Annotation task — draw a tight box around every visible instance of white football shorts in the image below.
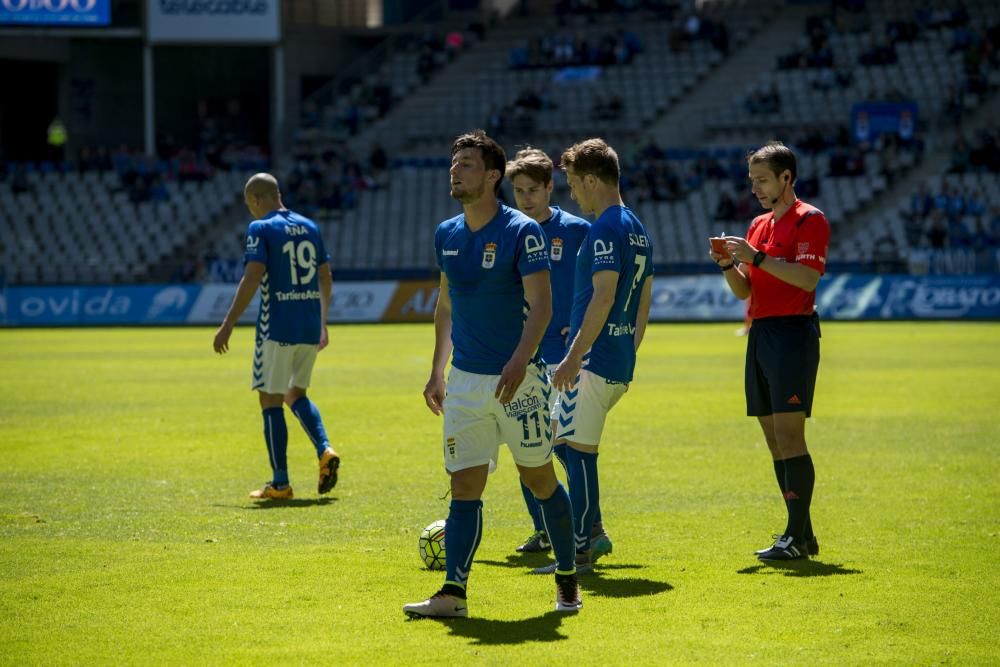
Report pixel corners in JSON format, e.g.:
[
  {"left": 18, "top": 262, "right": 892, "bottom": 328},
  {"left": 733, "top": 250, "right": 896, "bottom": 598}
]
[
  {"left": 546, "top": 364, "right": 561, "bottom": 422},
  {"left": 251, "top": 339, "right": 318, "bottom": 394},
  {"left": 443, "top": 365, "right": 553, "bottom": 473},
  {"left": 554, "top": 368, "right": 629, "bottom": 447}
]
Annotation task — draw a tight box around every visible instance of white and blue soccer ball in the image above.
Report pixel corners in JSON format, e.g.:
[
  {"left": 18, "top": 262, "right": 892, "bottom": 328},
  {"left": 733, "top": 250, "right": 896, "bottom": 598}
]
[{"left": 419, "top": 520, "right": 446, "bottom": 570}]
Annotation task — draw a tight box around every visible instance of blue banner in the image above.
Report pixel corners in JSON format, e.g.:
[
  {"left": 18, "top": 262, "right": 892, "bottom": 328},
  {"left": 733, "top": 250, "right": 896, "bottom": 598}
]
[
  {"left": 850, "top": 101, "right": 918, "bottom": 143},
  {"left": 0, "top": 0, "right": 111, "bottom": 25},
  {"left": 0, "top": 285, "right": 199, "bottom": 326},
  {"left": 1, "top": 275, "right": 998, "bottom": 326},
  {"left": 818, "top": 274, "right": 1000, "bottom": 320}
]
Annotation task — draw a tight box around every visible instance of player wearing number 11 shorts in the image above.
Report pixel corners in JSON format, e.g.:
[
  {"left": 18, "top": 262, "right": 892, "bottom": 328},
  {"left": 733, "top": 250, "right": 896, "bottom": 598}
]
[{"left": 213, "top": 173, "right": 341, "bottom": 501}]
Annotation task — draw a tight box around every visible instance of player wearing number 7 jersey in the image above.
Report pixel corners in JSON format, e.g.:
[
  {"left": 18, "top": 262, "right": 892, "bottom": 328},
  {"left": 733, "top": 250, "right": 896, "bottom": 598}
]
[
  {"left": 213, "top": 173, "right": 341, "bottom": 501},
  {"left": 535, "top": 138, "right": 653, "bottom": 575}
]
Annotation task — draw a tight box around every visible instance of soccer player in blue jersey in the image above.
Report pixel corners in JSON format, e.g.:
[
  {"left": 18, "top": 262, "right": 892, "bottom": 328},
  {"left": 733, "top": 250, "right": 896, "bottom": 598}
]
[
  {"left": 505, "top": 148, "right": 615, "bottom": 559},
  {"left": 213, "top": 173, "right": 341, "bottom": 500},
  {"left": 534, "top": 138, "right": 653, "bottom": 575},
  {"left": 403, "top": 130, "right": 582, "bottom": 619}
]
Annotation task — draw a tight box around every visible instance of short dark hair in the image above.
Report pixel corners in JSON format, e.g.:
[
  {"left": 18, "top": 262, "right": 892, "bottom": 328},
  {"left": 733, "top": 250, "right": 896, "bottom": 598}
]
[
  {"left": 506, "top": 147, "right": 553, "bottom": 185},
  {"left": 451, "top": 129, "right": 506, "bottom": 195},
  {"left": 560, "top": 138, "right": 620, "bottom": 185},
  {"left": 747, "top": 141, "right": 797, "bottom": 183}
]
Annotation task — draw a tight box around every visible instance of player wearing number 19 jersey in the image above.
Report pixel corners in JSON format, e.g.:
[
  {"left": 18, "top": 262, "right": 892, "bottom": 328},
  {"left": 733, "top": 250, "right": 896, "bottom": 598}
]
[
  {"left": 537, "top": 138, "right": 653, "bottom": 575},
  {"left": 213, "top": 173, "right": 341, "bottom": 501}
]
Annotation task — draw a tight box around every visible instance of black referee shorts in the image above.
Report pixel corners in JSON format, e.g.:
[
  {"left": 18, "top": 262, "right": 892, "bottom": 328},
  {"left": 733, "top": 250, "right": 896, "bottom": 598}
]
[{"left": 745, "top": 313, "right": 821, "bottom": 418}]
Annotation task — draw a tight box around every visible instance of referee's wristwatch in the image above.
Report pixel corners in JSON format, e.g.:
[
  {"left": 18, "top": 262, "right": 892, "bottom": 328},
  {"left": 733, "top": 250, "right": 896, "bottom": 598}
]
[{"left": 752, "top": 249, "right": 767, "bottom": 267}]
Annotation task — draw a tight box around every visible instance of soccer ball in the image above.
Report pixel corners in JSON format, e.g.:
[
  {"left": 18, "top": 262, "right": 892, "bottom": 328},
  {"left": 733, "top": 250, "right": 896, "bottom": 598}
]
[{"left": 419, "top": 519, "right": 446, "bottom": 570}]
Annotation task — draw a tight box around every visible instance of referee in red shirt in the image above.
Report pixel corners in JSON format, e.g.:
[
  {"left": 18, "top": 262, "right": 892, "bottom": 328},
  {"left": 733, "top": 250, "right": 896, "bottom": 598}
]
[{"left": 710, "top": 141, "right": 830, "bottom": 561}]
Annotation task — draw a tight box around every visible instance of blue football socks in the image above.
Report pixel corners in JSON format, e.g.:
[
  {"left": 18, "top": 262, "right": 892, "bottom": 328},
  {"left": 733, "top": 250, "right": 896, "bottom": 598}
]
[
  {"left": 262, "top": 407, "right": 289, "bottom": 487},
  {"left": 444, "top": 499, "right": 483, "bottom": 591},
  {"left": 520, "top": 480, "right": 545, "bottom": 532},
  {"left": 290, "top": 397, "right": 330, "bottom": 457},
  {"left": 537, "top": 482, "right": 576, "bottom": 573},
  {"left": 566, "top": 448, "right": 600, "bottom": 553},
  {"left": 522, "top": 443, "right": 572, "bottom": 534}
]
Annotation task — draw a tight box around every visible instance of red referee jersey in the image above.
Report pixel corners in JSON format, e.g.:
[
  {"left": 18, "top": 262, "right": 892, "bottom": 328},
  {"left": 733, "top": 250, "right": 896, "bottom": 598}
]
[{"left": 746, "top": 199, "right": 830, "bottom": 320}]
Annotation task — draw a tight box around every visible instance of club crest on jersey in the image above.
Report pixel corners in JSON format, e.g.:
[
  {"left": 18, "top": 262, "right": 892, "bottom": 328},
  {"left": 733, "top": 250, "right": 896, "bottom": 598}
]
[
  {"left": 797, "top": 242, "right": 810, "bottom": 254},
  {"left": 482, "top": 242, "right": 497, "bottom": 269},
  {"left": 551, "top": 238, "right": 563, "bottom": 261}
]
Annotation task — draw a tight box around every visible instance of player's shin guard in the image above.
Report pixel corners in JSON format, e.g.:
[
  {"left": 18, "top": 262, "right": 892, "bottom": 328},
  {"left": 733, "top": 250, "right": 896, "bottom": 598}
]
[
  {"left": 262, "top": 407, "right": 289, "bottom": 486},
  {"left": 444, "top": 499, "right": 483, "bottom": 591},
  {"left": 520, "top": 480, "right": 545, "bottom": 532},
  {"left": 537, "top": 482, "right": 576, "bottom": 572},
  {"left": 782, "top": 454, "right": 815, "bottom": 541},
  {"left": 566, "top": 448, "right": 600, "bottom": 553},
  {"left": 290, "top": 397, "right": 330, "bottom": 457}
]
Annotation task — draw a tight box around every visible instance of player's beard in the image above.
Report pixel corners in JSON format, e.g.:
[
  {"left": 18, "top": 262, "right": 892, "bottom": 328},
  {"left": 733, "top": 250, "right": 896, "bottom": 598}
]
[{"left": 451, "top": 179, "right": 486, "bottom": 204}]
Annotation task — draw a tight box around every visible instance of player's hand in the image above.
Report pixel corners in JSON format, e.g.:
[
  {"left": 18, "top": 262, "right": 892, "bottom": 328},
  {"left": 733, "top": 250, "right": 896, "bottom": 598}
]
[
  {"left": 423, "top": 372, "right": 446, "bottom": 416},
  {"left": 213, "top": 323, "right": 233, "bottom": 354},
  {"left": 709, "top": 246, "right": 734, "bottom": 267},
  {"left": 495, "top": 356, "right": 528, "bottom": 404},
  {"left": 724, "top": 236, "right": 756, "bottom": 264},
  {"left": 551, "top": 355, "right": 582, "bottom": 393},
  {"left": 318, "top": 324, "right": 329, "bottom": 351}
]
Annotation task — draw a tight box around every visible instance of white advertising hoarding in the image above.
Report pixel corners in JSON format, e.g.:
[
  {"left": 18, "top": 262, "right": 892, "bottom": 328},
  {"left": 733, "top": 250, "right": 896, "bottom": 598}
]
[{"left": 147, "top": 0, "right": 280, "bottom": 43}]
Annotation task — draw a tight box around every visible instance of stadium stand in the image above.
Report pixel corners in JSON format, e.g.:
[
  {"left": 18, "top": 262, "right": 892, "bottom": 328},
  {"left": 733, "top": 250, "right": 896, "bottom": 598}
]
[
  {"left": 0, "top": 161, "right": 257, "bottom": 284},
  {"left": 2, "top": 0, "right": 998, "bottom": 284}
]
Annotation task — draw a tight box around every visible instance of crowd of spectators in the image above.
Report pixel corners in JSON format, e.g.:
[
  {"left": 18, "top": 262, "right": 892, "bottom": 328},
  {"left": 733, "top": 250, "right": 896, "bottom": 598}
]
[
  {"left": 775, "top": 2, "right": 998, "bottom": 118},
  {"left": 509, "top": 26, "right": 642, "bottom": 69},
  {"left": 2, "top": 109, "right": 268, "bottom": 207},
  {"left": 300, "top": 77, "right": 396, "bottom": 140},
  {"left": 278, "top": 142, "right": 388, "bottom": 220},
  {"left": 897, "top": 126, "right": 1000, "bottom": 261},
  {"left": 743, "top": 83, "right": 782, "bottom": 116},
  {"left": 591, "top": 93, "right": 625, "bottom": 122},
  {"left": 947, "top": 125, "right": 1000, "bottom": 175},
  {"left": 903, "top": 181, "right": 999, "bottom": 258}
]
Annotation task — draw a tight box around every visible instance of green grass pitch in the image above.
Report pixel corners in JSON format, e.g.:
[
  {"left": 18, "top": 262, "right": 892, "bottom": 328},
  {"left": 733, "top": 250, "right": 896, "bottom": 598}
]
[{"left": 1, "top": 322, "right": 997, "bottom": 664}]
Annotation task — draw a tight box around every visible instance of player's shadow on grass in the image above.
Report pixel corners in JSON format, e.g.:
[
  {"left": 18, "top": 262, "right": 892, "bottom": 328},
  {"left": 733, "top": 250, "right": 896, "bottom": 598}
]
[
  {"left": 477, "top": 557, "right": 671, "bottom": 599},
  {"left": 240, "top": 498, "right": 338, "bottom": 509},
  {"left": 578, "top": 572, "right": 673, "bottom": 598},
  {"left": 477, "top": 554, "right": 646, "bottom": 572},
  {"left": 737, "top": 560, "right": 862, "bottom": 577},
  {"left": 415, "top": 610, "right": 570, "bottom": 645}
]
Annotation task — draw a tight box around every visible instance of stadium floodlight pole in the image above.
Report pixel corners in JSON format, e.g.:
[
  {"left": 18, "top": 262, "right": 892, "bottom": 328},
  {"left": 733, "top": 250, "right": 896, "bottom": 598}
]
[
  {"left": 271, "top": 43, "right": 285, "bottom": 159},
  {"left": 142, "top": 38, "right": 155, "bottom": 157}
]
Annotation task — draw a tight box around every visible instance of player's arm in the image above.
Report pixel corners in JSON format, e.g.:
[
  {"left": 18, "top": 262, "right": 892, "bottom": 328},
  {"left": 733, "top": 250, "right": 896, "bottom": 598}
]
[
  {"left": 317, "top": 262, "right": 332, "bottom": 351},
  {"left": 634, "top": 277, "right": 653, "bottom": 352},
  {"left": 496, "top": 270, "right": 552, "bottom": 404},
  {"left": 423, "top": 272, "right": 453, "bottom": 415},
  {"left": 552, "top": 270, "right": 617, "bottom": 392},
  {"left": 724, "top": 236, "right": 821, "bottom": 292},
  {"left": 213, "top": 261, "right": 265, "bottom": 354}
]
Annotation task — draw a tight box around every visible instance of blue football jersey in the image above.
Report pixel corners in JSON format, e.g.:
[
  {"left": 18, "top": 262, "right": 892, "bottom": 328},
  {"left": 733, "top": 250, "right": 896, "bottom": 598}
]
[
  {"left": 539, "top": 206, "right": 590, "bottom": 365},
  {"left": 435, "top": 204, "right": 550, "bottom": 375},
  {"left": 243, "top": 209, "right": 331, "bottom": 345},
  {"left": 569, "top": 205, "right": 653, "bottom": 383}
]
